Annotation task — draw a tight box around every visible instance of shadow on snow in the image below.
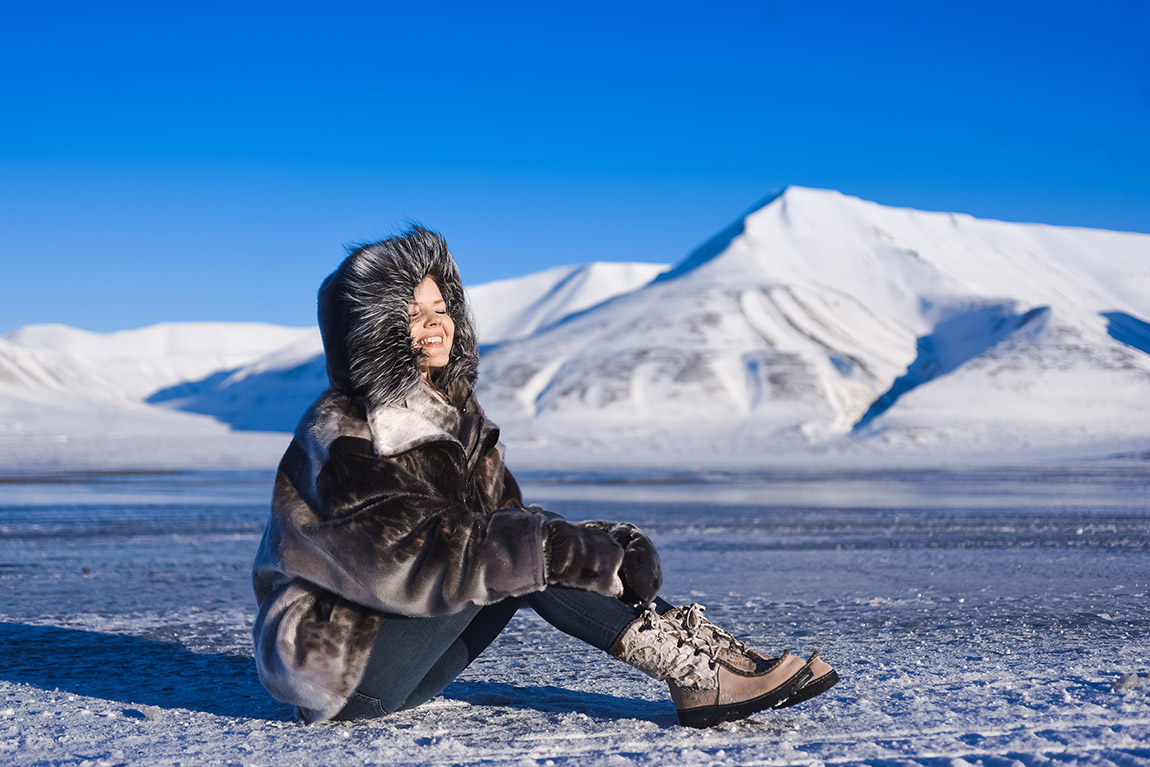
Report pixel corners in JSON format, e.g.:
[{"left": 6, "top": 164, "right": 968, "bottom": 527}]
[
  {"left": 1101, "top": 310, "right": 1150, "bottom": 357},
  {"left": 0, "top": 621, "right": 288, "bottom": 720},
  {"left": 852, "top": 302, "right": 1049, "bottom": 434},
  {"left": 0, "top": 622, "right": 664, "bottom": 725}
]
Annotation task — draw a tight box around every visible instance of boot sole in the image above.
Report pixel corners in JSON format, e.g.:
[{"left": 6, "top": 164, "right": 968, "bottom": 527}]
[
  {"left": 675, "top": 664, "right": 815, "bottom": 728},
  {"left": 776, "top": 669, "right": 839, "bottom": 708}
]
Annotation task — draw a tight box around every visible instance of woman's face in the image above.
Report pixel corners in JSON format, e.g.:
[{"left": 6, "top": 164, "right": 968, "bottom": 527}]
[{"left": 409, "top": 275, "right": 455, "bottom": 382}]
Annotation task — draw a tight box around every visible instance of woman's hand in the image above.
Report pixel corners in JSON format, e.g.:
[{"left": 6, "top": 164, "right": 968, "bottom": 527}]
[
  {"left": 582, "top": 521, "right": 663, "bottom": 605},
  {"left": 543, "top": 520, "right": 625, "bottom": 597},
  {"left": 543, "top": 520, "right": 663, "bottom": 605}
]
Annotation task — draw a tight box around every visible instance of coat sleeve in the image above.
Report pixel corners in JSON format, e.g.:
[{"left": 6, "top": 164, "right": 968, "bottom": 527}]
[
  {"left": 252, "top": 577, "right": 382, "bottom": 722},
  {"left": 273, "top": 435, "right": 549, "bottom": 618}
]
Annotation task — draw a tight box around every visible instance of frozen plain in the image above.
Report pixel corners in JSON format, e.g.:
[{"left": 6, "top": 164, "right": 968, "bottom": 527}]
[{"left": 1, "top": 464, "right": 1148, "bottom": 767}]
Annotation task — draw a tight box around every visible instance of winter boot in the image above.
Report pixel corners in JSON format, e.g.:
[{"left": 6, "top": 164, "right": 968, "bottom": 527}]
[
  {"left": 663, "top": 603, "right": 839, "bottom": 708},
  {"left": 609, "top": 603, "right": 814, "bottom": 728}
]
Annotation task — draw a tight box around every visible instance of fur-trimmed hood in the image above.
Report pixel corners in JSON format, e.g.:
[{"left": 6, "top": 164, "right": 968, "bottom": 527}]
[{"left": 318, "top": 226, "right": 480, "bottom": 414}]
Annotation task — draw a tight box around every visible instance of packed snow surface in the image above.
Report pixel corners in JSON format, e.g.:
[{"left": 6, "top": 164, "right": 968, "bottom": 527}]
[{"left": 2, "top": 466, "right": 1148, "bottom": 766}]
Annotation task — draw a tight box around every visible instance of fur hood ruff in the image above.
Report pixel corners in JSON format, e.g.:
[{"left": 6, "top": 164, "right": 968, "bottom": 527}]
[{"left": 318, "top": 226, "right": 479, "bottom": 440}]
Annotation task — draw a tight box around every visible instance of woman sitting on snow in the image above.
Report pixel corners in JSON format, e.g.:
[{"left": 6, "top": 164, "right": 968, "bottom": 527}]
[{"left": 251, "top": 227, "right": 838, "bottom": 728}]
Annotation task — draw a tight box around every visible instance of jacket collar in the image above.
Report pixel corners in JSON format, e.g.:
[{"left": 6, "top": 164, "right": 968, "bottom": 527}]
[{"left": 367, "top": 379, "right": 462, "bottom": 456}]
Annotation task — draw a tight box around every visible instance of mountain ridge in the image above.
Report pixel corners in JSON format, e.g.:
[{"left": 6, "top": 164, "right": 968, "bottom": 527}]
[
  {"left": 3, "top": 187, "right": 1148, "bottom": 469},
  {"left": 474, "top": 186, "right": 1150, "bottom": 461}
]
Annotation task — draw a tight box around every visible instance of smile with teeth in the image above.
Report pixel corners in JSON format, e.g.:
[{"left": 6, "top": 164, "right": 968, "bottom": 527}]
[{"left": 417, "top": 336, "right": 444, "bottom": 346}]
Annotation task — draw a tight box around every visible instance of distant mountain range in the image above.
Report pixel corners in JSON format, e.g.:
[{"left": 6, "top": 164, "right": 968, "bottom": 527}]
[
  {"left": 0, "top": 260, "right": 667, "bottom": 469},
  {"left": 3, "top": 187, "right": 1148, "bottom": 470}
]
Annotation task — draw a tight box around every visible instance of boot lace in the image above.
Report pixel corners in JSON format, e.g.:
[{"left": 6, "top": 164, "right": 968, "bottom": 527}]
[
  {"left": 615, "top": 603, "right": 720, "bottom": 690},
  {"left": 678, "top": 603, "right": 762, "bottom": 659}
]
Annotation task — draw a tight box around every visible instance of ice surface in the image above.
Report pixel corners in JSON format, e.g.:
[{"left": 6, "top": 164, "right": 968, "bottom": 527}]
[{"left": 2, "top": 466, "right": 1148, "bottom": 765}]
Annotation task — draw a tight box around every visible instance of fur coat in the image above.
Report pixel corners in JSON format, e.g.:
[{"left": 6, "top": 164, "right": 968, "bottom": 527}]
[{"left": 252, "top": 228, "right": 551, "bottom": 722}]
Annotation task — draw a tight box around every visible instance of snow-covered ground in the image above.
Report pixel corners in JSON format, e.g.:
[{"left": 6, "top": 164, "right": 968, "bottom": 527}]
[{"left": 2, "top": 465, "right": 1148, "bottom": 766}]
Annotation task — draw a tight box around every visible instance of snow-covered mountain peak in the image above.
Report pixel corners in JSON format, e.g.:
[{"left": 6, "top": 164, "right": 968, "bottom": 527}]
[
  {"left": 466, "top": 261, "right": 668, "bottom": 345},
  {"left": 655, "top": 186, "right": 790, "bottom": 283},
  {"left": 475, "top": 188, "right": 1150, "bottom": 462},
  {"left": 661, "top": 186, "right": 1150, "bottom": 334}
]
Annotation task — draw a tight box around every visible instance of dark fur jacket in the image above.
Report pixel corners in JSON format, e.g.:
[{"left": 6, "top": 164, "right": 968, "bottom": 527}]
[{"left": 252, "top": 229, "right": 550, "bottom": 722}]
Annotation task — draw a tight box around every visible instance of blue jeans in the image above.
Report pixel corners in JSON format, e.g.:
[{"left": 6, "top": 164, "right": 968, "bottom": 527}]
[{"left": 335, "top": 584, "right": 672, "bottom": 720}]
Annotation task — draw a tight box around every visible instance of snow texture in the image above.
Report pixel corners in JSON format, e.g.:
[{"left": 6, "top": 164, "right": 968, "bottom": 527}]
[{"left": 2, "top": 466, "right": 1148, "bottom": 766}]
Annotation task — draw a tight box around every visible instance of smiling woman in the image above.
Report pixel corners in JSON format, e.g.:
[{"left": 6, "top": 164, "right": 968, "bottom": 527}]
[
  {"left": 250, "top": 226, "right": 837, "bottom": 728},
  {"left": 409, "top": 276, "right": 455, "bottom": 385}
]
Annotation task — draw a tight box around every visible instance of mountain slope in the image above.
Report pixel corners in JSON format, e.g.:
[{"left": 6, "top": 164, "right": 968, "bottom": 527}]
[
  {"left": 2, "top": 323, "right": 315, "bottom": 400},
  {"left": 0, "top": 262, "right": 669, "bottom": 438},
  {"left": 467, "top": 262, "right": 667, "bottom": 345},
  {"left": 476, "top": 187, "right": 1150, "bottom": 462}
]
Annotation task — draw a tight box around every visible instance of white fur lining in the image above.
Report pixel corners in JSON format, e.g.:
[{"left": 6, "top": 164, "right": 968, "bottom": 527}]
[{"left": 368, "top": 380, "right": 462, "bottom": 456}]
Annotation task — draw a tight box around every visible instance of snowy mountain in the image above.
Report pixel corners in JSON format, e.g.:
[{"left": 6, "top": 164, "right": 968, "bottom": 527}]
[
  {"left": 2, "top": 323, "right": 315, "bottom": 401},
  {"left": 467, "top": 262, "right": 668, "bottom": 345},
  {"left": 3, "top": 188, "right": 1148, "bottom": 470},
  {"left": 475, "top": 187, "right": 1150, "bottom": 464},
  {"left": 0, "top": 323, "right": 319, "bottom": 471},
  {"left": 132, "top": 261, "right": 668, "bottom": 431},
  {"left": 0, "top": 262, "right": 667, "bottom": 465}
]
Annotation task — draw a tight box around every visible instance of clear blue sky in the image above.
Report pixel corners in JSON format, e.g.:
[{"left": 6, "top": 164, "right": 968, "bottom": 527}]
[{"left": 2, "top": 1, "right": 1147, "bottom": 333}]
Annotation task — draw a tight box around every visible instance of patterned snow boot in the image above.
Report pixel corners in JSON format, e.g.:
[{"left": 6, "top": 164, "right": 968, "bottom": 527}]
[
  {"left": 609, "top": 603, "right": 817, "bottom": 728},
  {"left": 662, "top": 602, "right": 839, "bottom": 709}
]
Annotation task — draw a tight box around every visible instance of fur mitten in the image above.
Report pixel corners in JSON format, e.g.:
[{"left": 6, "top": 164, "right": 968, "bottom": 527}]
[
  {"left": 581, "top": 522, "right": 662, "bottom": 605},
  {"left": 543, "top": 520, "right": 625, "bottom": 597}
]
